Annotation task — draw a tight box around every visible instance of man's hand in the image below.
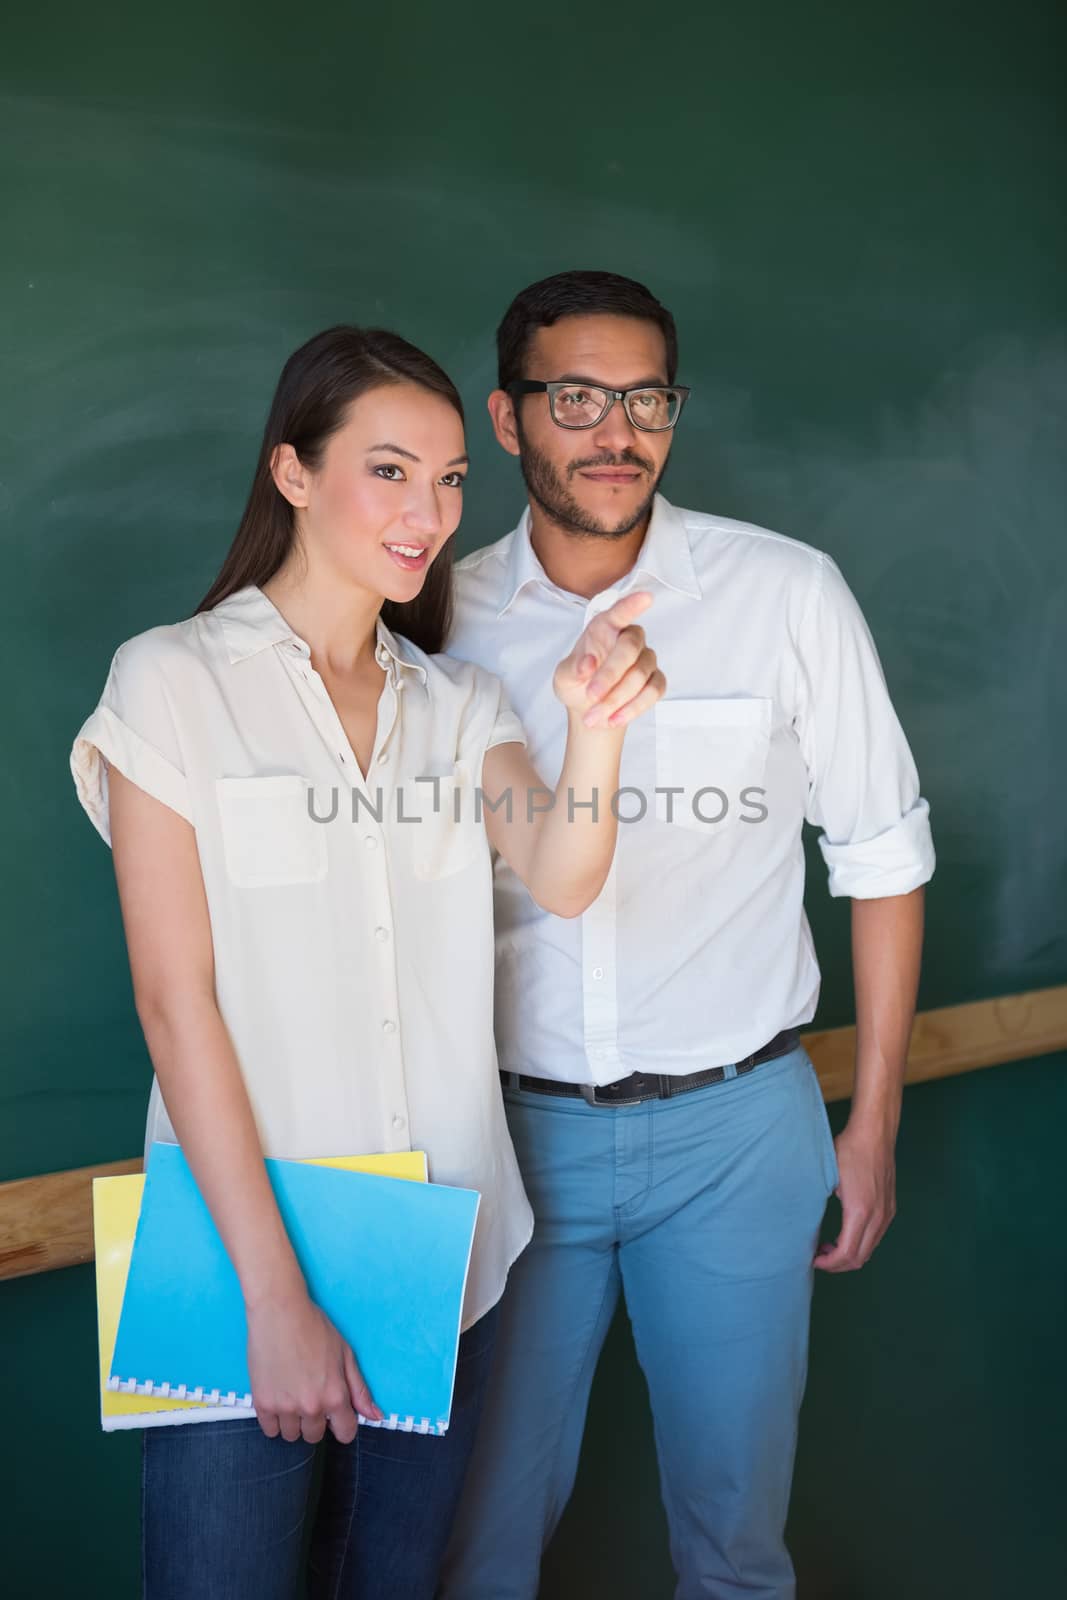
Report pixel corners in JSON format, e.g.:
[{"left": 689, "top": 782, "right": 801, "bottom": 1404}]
[
  {"left": 814, "top": 1120, "right": 897, "bottom": 1273},
  {"left": 553, "top": 590, "right": 664, "bottom": 728}
]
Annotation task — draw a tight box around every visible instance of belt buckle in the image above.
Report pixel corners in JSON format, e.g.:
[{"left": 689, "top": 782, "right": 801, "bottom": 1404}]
[{"left": 580, "top": 1080, "right": 643, "bottom": 1108}]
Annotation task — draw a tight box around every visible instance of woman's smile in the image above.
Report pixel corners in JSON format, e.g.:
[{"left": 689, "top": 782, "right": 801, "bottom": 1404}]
[{"left": 383, "top": 540, "right": 431, "bottom": 571}]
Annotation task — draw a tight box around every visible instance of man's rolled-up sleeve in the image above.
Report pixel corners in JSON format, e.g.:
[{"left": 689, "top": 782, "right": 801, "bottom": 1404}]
[{"left": 794, "top": 553, "right": 935, "bottom": 899}]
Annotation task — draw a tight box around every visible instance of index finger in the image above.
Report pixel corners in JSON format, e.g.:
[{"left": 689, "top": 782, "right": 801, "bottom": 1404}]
[
  {"left": 600, "top": 590, "right": 654, "bottom": 629},
  {"left": 813, "top": 1206, "right": 866, "bottom": 1273},
  {"left": 256, "top": 1406, "right": 281, "bottom": 1439}
]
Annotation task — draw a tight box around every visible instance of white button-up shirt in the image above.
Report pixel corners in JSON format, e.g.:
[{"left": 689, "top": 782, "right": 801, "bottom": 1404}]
[
  {"left": 71, "top": 584, "right": 533, "bottom": 1327},
  {"left": 448, "top": 495, "right": 935, "bottom": 1086}
]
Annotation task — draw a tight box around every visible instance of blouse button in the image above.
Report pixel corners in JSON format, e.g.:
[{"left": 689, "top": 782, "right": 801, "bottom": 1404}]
[
  {"left": 375, "top": 926, "right": 390, "bottom": 943},
  {"left": 392, "top": 1114, "right": 406, "bottom": 1130},
  {"left": 382, "top": 1019, "right": 397, "bottom": 1035},
  {"left": 364, "top": 836, "right": 378, "bottom": 850}
]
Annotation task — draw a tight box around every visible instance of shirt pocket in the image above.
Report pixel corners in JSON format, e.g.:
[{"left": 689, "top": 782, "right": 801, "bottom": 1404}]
[
  {"left": 215, "top": 775, "right": 328, "bottom": 888},
  {"left": 401, "top": 760, "right": 482, "bottom": 881},
  {"left": 653, "top": 698, "right": 772, "bottom": 833}
]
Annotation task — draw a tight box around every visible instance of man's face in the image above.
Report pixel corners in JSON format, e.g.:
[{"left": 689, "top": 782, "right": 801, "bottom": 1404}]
[{"left": 497, "top": 314, "right": 676, "bottom": 539}]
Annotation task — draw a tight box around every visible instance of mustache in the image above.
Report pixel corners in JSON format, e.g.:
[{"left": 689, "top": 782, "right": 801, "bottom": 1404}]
[{"left": 567, "top": 448, "right": 656, "bottom": 478}]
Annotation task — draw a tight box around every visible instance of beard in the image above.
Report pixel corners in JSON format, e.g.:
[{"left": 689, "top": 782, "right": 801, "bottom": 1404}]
[{"left": 515, "top": 419, "right": 665, "bottom": 540}]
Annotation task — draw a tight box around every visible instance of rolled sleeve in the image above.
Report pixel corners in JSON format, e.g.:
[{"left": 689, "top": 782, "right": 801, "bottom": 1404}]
[
  {"left": 818, "top": 796, "right": 935, "bottom": 898},
  {"left": 796, "top": 554, "right": 935, "bottom": 900},
  {"left": 485, "top": 678, "right": 527, "bottom": 753},
  {"left": 70, "top": 632, "right": 193, "bottom": 847},
  {"left": 452, "top": 662, "right": 528, "bottom": 799}
]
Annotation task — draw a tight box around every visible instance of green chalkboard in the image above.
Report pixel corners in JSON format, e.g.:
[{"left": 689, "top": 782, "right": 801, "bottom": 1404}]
[
  {"left": 3, "top": 1, "right": 1063, "bottom": 1182},
  {"left": 1, "top": 2, "right": 1064, "bottom": 1595}
]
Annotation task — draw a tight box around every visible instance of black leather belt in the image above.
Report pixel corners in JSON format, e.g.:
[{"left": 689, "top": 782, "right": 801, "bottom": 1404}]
[{"left": 499, "top": 1029, "right": 800, "bottom": 1108}]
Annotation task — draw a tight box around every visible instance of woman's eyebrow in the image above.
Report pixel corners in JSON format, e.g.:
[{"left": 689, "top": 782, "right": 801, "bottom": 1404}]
[
  {"left": 366, "top": 444, "right": 469, "bottom": 467},
  {"left": 367, "top": 441, "right": 420, "bottom": 461}
]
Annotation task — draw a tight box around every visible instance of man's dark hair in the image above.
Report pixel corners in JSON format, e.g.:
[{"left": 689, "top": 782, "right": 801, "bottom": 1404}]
[{"left": 496, "top": 270, "right": 679, "bottom": 391}]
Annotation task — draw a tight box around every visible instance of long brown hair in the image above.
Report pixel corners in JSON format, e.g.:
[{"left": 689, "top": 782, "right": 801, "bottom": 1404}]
[{"left": 196, "top": 326, "right": 462, "bottom": 653}]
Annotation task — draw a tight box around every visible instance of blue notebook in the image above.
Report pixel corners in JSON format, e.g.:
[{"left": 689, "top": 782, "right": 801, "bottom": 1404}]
[{"left": 109, "top": 1142, "right": 480, "bottom": 1435}]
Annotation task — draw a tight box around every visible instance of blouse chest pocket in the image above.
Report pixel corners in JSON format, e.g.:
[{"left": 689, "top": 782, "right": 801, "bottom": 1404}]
[
  {"left": 215, "top": 775, "right": 328, "bottom": 888},
  {"left": 401, "top": 760, "right": 482, "bottom": 881},
  {"left": 654, "top": 698, "right": 772, "bottom": 833}
]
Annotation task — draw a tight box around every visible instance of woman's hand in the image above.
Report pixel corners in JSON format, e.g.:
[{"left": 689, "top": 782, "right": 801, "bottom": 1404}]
[
  {"left": 552, "top": 590, "right": 664, "bottom": 729},
  {"left": 246, "top": 1285, "right": 384, "bottom": 1444},
  {"left": 482, "top": 589, "right": 666, "bottom": 916}
]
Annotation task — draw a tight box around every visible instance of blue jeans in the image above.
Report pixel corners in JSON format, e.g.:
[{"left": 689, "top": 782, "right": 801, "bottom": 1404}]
[
  {"left": 439, "top": 1046, "right": 839, "bottom": 1600},
  {"left": 142, "top": 1302, "right": 498, "bottom": 1599}
]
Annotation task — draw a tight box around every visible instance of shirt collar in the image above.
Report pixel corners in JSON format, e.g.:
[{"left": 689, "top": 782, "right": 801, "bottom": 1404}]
[
  {"left": 496, "top": 493, "right": 702, "bottom": 619},
  {"left": 373, "top": 615, "right": 428, "bottom": 689},
  {"left": 214, "top": 585, "right": 428, "bottom": 688}
]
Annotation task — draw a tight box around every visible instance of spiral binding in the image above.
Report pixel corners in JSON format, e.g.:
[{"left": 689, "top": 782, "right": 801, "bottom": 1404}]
[
  {"left": 107, "top": 1376, "right": 253, "bottom": 1407},
  {"left": 106, "top": 1376, "right": 449, "bottom": 1434},
  {"left": 359, "top": 1413, "right": 449, "bottom": 1436}
]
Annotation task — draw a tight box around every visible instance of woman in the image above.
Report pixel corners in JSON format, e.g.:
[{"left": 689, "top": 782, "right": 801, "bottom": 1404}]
[{"left": 70, "top": 326, "right": 664, "bottom": 1599}]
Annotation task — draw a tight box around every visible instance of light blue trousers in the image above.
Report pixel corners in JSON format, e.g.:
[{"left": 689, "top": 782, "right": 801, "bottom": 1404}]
[{"left": 439, "top": 1045, "right": 839, "bottom": 1600}]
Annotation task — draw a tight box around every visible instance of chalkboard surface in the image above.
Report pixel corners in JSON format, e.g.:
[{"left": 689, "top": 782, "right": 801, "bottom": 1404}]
[{"left": 2, "top": 2, "right": 1064, "bottom": 1186}]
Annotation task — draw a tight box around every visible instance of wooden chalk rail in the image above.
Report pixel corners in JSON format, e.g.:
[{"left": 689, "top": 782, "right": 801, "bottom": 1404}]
[{"left": 2, "top": 984, "right": 1066, "bottom": 1283}]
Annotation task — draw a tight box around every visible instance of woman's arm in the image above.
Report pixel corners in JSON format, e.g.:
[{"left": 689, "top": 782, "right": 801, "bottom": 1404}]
[
  {"left": 108, "top": 765, "right": 382, "bottom": 1442},
  {"left": 482, "top": 591, "right": 664, "bottom": 916}
]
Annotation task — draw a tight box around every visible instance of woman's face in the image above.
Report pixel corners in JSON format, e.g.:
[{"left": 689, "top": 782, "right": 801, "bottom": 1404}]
[{"left": 282, "top": 383, "right": 468, "bottom": 602}]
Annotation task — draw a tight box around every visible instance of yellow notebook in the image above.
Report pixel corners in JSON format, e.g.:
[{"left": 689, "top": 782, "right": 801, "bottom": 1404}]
[{"left": 93, "top": 1150, "right": 428, "bottom": 1431}]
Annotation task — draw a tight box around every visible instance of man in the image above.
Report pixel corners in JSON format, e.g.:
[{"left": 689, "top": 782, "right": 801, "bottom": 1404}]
[{"left": 439, "top": 271, "right": 934, "bottom": 1599}]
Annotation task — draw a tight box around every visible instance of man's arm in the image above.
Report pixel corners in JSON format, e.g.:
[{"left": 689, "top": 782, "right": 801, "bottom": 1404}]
[
  {"left": 814, "top": 885, "right": 925, "bottom": 1272},
  {"left": 789, "top": 550, "right": 934, "bottom": 1272}
]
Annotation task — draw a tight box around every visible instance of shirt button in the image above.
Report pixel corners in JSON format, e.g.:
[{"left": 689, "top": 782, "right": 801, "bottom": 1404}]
[
  {"left": 375, "top": 926, "right": 390, "bottom": 943},
  {"left": 376, "top": 645, "right": 389, "bottom": 665},
  {"left": 364, "top": 836, "right": 378, "bottom": 850},
  {"left": 592, "top": 966, "right": 604, "bottom": 980},
  {"left": 382, "top": 1019, "right": 397, "bottom": 1035},
  {"left": 392, "top": 1114, "right": 406, "bottom": 1130}
]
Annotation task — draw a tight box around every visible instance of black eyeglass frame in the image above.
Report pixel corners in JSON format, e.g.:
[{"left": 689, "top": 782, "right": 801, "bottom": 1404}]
[{"left": 507, "top": 379, "right": 691, "bottom": 432}]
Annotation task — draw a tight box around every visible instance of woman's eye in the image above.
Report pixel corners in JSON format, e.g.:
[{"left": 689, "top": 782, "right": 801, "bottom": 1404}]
[
  {"left": 374, "top": 464, "right": 405, "bottom": 481},
  {"left": 440, "top": 472, "right": 466, "bottom": 488}
]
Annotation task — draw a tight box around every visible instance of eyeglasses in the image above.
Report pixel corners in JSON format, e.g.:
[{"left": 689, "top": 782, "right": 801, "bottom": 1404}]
[{"left": 507, "top": 380, "right": 691, "bottom": 432}]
